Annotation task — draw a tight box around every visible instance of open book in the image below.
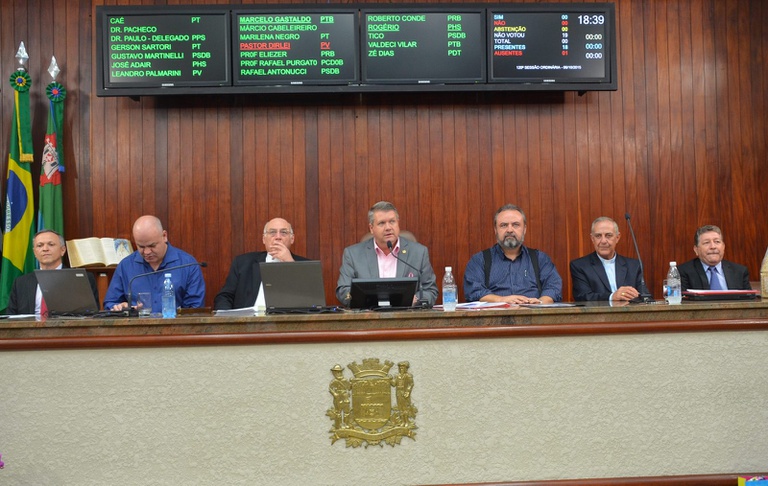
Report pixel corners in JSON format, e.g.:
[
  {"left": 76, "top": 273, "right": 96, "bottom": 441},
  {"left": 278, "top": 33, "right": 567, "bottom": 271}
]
[{"left": 66, "top": 237, "right": 134, "bottom": 267}]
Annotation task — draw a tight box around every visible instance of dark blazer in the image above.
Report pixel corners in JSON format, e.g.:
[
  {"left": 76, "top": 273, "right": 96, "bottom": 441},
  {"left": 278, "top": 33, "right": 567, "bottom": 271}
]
[
  {"left": 7, "top": 271, "right": 99, "bottom": 315},
  {"left": 678, "top": 258, "right": 751, "bottom": 290},
  {"left": 213, "top": 251, "right": 308, "bottom": 310},
  {"left": 569, "top": 252, "right": 650, "bottom": 301}
]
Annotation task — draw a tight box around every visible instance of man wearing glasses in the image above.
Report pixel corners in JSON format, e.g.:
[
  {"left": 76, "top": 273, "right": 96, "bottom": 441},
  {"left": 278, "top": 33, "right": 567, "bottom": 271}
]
[
  {"left": 214, "top": 218, "right": 307, "bottom": 310},
  {"left": 569, "top": 216, "right": 649, "bottom": 302}
]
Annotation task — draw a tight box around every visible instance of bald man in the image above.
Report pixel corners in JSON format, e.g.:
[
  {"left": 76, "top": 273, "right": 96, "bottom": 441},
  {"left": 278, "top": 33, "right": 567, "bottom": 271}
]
[
  {"left": 214, "top": 217, "right": 308, "bottom": 310},
  {"left": 103, "top": 215, "right": 205, "bottom": 311}
]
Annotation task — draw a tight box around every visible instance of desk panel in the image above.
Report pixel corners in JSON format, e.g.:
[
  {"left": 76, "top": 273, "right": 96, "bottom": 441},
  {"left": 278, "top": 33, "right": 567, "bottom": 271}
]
[{"left": 1, "top": 302, "right": 766, "bottom": 484}]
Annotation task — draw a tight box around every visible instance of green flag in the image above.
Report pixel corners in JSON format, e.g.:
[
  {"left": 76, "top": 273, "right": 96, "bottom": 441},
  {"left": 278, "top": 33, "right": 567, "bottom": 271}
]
[
  {"left": 38, "top": 81, "right": 66, "bottom": 236},
  {"left": 0, "top": 70, "right": 35, "bottom": 312}
]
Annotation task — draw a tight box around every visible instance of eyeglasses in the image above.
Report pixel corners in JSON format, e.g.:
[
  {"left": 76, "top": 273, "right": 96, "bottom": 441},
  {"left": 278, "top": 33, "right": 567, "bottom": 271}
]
[{"left": 264, "top": 229, "right": 293, "bottom": 237}]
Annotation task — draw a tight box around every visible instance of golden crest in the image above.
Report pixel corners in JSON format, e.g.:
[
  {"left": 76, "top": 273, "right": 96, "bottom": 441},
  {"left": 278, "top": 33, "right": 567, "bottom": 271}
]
[{"left": 327, "top": 358, "right": 417, "bottom": 447}]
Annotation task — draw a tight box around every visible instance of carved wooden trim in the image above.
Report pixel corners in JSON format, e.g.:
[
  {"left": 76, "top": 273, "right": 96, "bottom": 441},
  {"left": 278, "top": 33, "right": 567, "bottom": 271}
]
[
  {"left": 432, "top": 473, "right": 765, "bottom": 485},
  {"left": 2, "top": 318, "right": 767, "bottom": 351}
]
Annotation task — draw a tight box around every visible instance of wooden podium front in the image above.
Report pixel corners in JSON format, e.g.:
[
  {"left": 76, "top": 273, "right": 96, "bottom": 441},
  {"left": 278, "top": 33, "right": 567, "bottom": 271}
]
[{"left": 1, "top": 302, "right": 767, "bottom": 485}]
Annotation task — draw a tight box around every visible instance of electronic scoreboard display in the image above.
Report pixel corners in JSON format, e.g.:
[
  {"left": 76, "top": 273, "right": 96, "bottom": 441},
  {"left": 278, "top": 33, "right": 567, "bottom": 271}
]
[
  {"left": 488, "top": 4, "right": 616, "bottom": 86},
  {"left": 233, "top": 10, "right": 359, "bottom": 86},
  {"left": 95, "top": 3, "right": 617, "bottom": 96},
  {"left": 360, "top": 9, "right": 485, "bottom": 84},
  {"left": 98, "top": 7, "right": 231, "bottom": 90}
]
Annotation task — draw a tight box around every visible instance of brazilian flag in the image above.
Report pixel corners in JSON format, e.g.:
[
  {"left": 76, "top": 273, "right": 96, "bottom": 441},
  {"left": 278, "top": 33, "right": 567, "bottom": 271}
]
[{"left": 0, "top": 70, "right": 35, "bottom": 313}]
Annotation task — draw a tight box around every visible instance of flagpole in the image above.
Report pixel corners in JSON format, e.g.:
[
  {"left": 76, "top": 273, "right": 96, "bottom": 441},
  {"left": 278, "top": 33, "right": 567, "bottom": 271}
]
[
  {"left": 0, "top": 42, "right": 36, "bottom": 312},
  {"left": 38, "top": 56, "right": 66, "bottom": 237}
]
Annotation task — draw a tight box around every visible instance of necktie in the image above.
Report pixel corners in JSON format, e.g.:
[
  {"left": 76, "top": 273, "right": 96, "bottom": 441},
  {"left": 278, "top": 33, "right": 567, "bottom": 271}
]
[
  {"left": 708, "top": 266, "right": 724, "bottom": 290},
  {"left": 40, "top": 296, "right": 48, "bottom": 318}
]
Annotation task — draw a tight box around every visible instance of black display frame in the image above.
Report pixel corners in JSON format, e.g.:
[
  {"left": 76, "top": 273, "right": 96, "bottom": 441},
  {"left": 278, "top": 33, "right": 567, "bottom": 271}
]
[
  {"left": 232, "top": 7, "right": 360, "bottom": 87},
  {"left": 96, "top": 5, "right": 233, "bottom": 92},
  {"left": 487, "top": 3, "right": 617, "bottom": 89},
  {"left": 95, "top": 3, "right": 617, "bottom": 97},
  {"left": 359, "top": 7, "right": 486, "bottom": 85},
  {"left": 349, "top": 278, "right": 419, "bottom": 309}
]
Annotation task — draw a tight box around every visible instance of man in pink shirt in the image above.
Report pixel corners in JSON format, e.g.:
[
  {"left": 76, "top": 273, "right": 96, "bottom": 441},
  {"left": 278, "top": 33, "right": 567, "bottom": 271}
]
[{"left": 336, "top": 201, "right": 437, "bottom": 307}]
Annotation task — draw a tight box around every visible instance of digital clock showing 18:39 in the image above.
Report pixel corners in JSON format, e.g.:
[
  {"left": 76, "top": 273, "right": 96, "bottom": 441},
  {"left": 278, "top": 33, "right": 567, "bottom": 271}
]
[{"left": 578, "top": 14, "right": 605, "bottom": 25}]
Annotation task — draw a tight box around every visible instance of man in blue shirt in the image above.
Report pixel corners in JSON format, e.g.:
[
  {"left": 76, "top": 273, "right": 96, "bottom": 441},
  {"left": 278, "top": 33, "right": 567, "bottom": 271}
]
[
  {"left": 463, "top": 204, "right": 562, "bottom": 304},
  {"left": 104, "top": 215, "right": 205, "bottom": 311}
]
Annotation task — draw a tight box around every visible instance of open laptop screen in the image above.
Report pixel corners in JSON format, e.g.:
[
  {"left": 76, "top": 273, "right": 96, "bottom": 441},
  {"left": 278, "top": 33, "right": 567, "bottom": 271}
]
[
  {"left": 35, "top": 269, "right": 100, "bottom": 315},
  {"left": 349, "top": 277, "right": 417, "bottom": 309},
  {"left": 259, "top": 260, "right": 327, "bottom": 310}
]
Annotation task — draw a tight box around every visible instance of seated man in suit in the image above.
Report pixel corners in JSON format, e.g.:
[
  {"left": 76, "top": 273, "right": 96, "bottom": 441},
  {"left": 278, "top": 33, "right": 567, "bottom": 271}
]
[
  {"left": 570, "top": 216, "right": 650, "bottom": 302},
  {"left": 336, "top": 201, "right": 438, "bottom": 307},
  {"left": 678, "top": 225, "right": 750, "bottom": 290},
  {"left": 7, "top": 229, "right": 99, "bottom": 315},
  {"left": 214, "top": 218, "right": 308, "bottom": 310},
  {"left": 104, "top": 215, "right": 205, "bottom": 311}
]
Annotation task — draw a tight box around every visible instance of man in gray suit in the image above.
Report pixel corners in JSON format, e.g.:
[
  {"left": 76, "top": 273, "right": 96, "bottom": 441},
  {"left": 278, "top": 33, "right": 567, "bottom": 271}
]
[{"left": 336, "top": 201, "right": 438, "bottom": 307}]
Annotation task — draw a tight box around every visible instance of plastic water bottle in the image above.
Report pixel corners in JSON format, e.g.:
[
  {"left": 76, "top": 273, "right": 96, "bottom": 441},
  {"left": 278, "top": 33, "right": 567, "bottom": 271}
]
[
  {"left": 442, "top": 266, "right": 457, "bottom": 312},
  {"left": 666, "top": 262, "right": 682, "bottom": 305},
  {"left": 162, "top": 273, "right": 177, "bottom": 318}
]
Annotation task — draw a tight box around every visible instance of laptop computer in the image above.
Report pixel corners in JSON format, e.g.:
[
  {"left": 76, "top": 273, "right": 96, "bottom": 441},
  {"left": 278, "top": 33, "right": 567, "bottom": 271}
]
[
  {"left": 35, "top": 268, "right": 100, "bottom": 316},
  {"left": 259, "top": 260, "right": 331, "bottom": 313},
  {"left": 683, "top": 289, "right": 759, "bottom": 301}
]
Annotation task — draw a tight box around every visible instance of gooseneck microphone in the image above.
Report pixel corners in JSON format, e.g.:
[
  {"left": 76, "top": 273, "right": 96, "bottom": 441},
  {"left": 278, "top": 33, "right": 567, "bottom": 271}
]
[
  {"left": 124, "top": 261, "right": 207, "bottom": 316},
  {"left": 387, "top": 240, "right": 430, "bottom": 308},
  {"left": 624, "top": 213, "right": 653, "bottom": 303}
]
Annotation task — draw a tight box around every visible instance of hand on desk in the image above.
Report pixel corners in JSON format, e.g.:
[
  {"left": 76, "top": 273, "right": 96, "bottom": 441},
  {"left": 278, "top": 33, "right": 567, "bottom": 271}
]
[
  {"left": 612, "top": 286, "right": 639, "bottom": 302},
  {"left": 486, "top": 295, "right": 554, "bottom": 305}
]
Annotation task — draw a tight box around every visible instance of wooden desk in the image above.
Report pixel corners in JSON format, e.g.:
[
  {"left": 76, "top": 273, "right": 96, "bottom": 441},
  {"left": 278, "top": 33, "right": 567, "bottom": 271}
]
[
  {"left": 1, "top": 301, "right": 766, "bottom": 485},
  {"left": 2, "top": 299, "right": 768, "bottom": 342}
]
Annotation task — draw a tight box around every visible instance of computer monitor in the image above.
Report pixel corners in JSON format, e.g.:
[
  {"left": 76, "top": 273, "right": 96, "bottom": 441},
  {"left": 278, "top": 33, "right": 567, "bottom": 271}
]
[{"left": 349, "top": 277, "right": 418, "bottom": 310}]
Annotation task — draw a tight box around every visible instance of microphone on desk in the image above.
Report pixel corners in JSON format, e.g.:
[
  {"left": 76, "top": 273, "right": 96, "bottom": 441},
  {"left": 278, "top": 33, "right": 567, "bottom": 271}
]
[
  {"left": 624, "top": 213, "right": 653, "bottom": 303},
  {"left": 387, "top": 240, "right": 430, "bottom": 308},
  {"left": 124, "top": 261, "right": 207, "bottom": 316}
]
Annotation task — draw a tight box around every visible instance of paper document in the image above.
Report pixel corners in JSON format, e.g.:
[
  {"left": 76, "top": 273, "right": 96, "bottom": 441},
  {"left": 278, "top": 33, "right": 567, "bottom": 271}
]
[
  {"left": 433, "top": 302, "right": 511, "bottom": 310},
  {"left": 518, "top": 303, "right": 577, "bottom": 308},
  {"left": 684, "top": 289, "right": 757, "bottom": 295},
  {"left": 213, "top": 307, "right": 257, "bottom": 317}
]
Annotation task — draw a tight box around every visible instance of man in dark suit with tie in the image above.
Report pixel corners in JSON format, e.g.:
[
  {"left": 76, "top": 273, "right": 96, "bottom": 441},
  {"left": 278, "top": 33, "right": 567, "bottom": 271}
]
[
  {"left": 570, "top": 217, "right": 650, "bottom": 302},
  {"left": 214, "top": 218, "right": 308, "bottom": 310},
  {"left": 678, "top": 225, "right": 751, "bottom": 290},
  {"left": 7, "top": 229, "right": 99, "bottom": 315}
]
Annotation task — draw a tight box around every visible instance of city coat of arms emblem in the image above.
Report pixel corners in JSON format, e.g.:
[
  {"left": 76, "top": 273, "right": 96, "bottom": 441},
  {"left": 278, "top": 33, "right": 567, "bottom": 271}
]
[{"left": 327, "top": 358, "right": 417, "bottom": 447}]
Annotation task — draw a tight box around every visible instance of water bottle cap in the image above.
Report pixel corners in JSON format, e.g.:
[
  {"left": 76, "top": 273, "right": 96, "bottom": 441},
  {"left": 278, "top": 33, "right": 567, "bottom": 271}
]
[
  {"left": 164, "top": 273, "right": 172, "bottom": 277},
  {"left": 669, "top": 261, "right": 677, "bottom": 266},
  {"left": 445, "top": 266, "right": 452, "bottom": 272}
]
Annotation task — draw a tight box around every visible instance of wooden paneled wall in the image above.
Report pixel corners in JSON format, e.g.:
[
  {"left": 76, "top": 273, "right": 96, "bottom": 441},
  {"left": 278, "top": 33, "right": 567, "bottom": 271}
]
[{"left": 1, "top": 0, "right": 767, "bottom": 306}]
